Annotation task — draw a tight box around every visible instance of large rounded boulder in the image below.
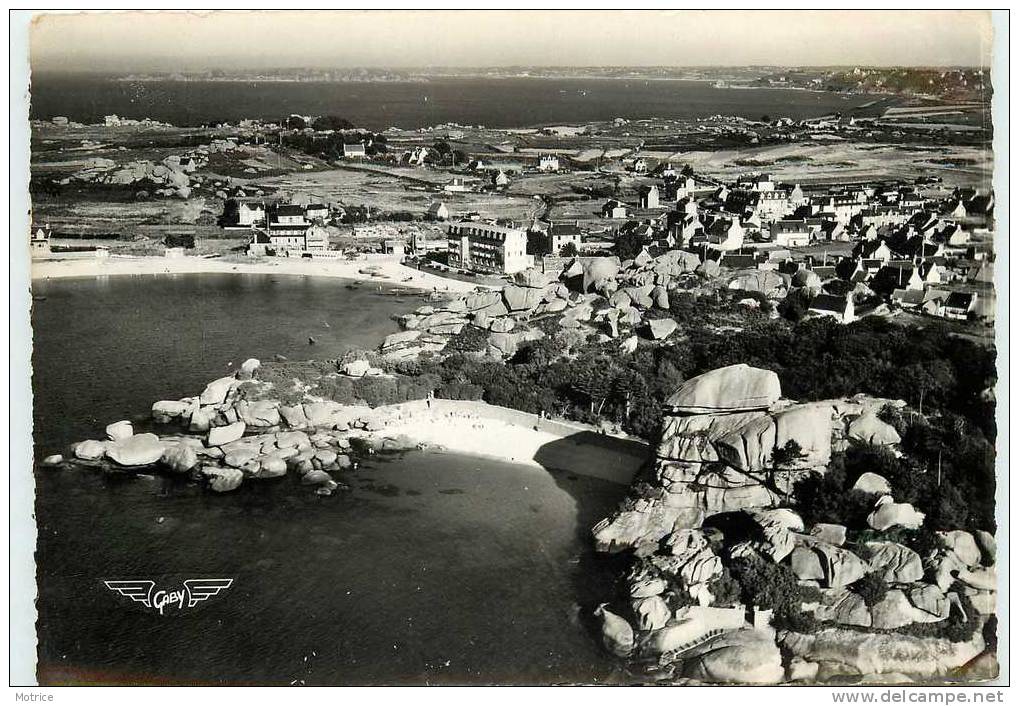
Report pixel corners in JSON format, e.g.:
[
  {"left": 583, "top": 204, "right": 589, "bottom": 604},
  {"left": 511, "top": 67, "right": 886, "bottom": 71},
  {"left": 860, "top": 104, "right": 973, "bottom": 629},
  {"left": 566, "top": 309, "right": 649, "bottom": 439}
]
[
  {"left": 665, "top": 364, "right": 782, "bottom": 414},
  {"left": 105, "top": 433, "right": 165, "bottom": 467}
]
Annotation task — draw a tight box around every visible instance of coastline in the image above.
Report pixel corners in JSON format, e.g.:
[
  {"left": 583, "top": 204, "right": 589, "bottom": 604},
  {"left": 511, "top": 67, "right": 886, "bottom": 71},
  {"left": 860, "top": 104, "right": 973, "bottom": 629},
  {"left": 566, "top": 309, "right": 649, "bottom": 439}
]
[
  {"left": 362, "top": 399, "right": 649, "bottom": 484},
  {"left": 30, "top": 254, "right": 487, "bottom": 293}
]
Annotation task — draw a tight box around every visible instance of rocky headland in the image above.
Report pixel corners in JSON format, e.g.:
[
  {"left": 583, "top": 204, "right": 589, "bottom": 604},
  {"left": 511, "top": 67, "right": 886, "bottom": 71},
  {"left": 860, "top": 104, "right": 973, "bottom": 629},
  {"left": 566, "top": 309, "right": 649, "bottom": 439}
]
[{"left": 589, "top": 363, "right": 997, "bottom": 685}]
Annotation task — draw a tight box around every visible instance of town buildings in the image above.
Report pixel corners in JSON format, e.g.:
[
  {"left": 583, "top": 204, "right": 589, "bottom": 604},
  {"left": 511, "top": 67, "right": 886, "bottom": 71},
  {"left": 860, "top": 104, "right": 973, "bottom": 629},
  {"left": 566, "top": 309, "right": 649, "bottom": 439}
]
[{"left": 447, "top": 220, "right": 531, "bottom": 274}]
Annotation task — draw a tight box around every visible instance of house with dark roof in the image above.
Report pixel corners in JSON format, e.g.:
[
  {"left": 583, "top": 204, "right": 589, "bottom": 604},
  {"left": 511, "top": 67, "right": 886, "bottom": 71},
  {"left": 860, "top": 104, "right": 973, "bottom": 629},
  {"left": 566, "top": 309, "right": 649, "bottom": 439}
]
[
  {"left": 942, "top": 291, "right": 978, "bottom": 320},
  {"left": 602, "top": 200, "right": 630, "bottom": 219},
  {"left": 638, "top": 185, "right": 660, "bottom": 209},
  {"left": 769, "top": 219, "right": 811, "bottom": 247},
  {"left": 808, "top": 293, "right": 855, "bottom": 323}
]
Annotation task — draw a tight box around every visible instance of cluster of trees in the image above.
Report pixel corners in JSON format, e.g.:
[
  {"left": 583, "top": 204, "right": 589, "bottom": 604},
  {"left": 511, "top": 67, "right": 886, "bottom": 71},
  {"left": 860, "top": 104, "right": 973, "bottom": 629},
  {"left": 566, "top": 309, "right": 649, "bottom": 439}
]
[
  {"left": 282, "top": 131, "right": 388, "bottom": 160},
  {"left": 426, "top": 140, "right": 469, "bottom": 167}
]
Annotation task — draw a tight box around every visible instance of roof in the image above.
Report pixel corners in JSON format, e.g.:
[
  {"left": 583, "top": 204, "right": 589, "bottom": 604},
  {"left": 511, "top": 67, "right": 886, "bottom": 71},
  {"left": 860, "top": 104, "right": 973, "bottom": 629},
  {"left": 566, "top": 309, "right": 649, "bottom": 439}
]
[
  {"left": 944, "top": 291, "right": 976, "bottom": 310},
  {"left": 550, "top": 223, "right": 582, "bottom": 236},
  {"left": 892, "top": 288, "right": 925, "bottom": 306},
  {"left": 275, "top": 205, "right": 306, "bottom": 217},
  {"left": 809, "top": 294, "right": 849, "bottom": 314},
  {"left": 306, "top": 203, "right": 328, "bottom": 210},
  {"left": 772, "top": 220, "right": 809, "bottom": 234},
  {"left": 721, "top": 254, "right": 757, "bottom": 269}
]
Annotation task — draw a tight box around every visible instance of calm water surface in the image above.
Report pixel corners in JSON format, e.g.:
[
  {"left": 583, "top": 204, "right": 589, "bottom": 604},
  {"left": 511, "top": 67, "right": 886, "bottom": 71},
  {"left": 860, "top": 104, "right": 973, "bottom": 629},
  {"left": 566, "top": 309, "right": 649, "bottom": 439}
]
[
  {"left": 31, "top": 274, "right": 627, "bottom": 684},
  {"left": 29, "top": 76, "right": 884, "bottom": 129}
]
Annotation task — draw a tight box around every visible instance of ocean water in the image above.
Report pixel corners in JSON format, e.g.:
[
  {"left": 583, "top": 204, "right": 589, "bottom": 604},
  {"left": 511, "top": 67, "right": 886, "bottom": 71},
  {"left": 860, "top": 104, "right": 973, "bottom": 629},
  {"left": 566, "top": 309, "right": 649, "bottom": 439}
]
[
  {"left": 28, "top": 75, "right": 882, "bottom": 129},
  {"left": 31, "top": 274, "right": 629, "bottom": 685}
]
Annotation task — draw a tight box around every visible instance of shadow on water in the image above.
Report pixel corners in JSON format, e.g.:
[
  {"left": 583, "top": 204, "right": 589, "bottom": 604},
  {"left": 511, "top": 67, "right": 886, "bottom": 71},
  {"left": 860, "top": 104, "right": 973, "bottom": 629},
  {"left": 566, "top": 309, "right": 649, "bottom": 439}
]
[{"left": 532, "top": 433, "right": 649, "bottom": 684}]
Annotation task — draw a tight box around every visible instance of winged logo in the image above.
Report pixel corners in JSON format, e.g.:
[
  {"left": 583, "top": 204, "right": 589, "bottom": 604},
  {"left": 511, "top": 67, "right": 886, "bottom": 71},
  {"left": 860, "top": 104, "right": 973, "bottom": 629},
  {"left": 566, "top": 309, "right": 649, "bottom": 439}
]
[
  {"left": 103, "top": 580, "right": 155, "bottom": 608},
  {"left": 103, "top": 578, "right": 233, "bottom": 614},
  {"left": 184, "top": 578, "right": 234, "bottom": 607}
]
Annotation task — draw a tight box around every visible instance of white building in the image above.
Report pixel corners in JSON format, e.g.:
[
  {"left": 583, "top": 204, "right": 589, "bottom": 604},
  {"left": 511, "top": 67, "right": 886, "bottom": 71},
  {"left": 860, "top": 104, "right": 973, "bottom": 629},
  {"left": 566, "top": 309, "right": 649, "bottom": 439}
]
[
  {"left": 538, "top": 154, "right": 560, "bottom": 172},
  {"left": 770, "top": 219, "right": 812, "bottom": 247},
  {"left": 447, "top": 221, "right": 531, "bottom": 274},
  {"left": 237, "top": 201, "right": 266, "bottom": 227}
]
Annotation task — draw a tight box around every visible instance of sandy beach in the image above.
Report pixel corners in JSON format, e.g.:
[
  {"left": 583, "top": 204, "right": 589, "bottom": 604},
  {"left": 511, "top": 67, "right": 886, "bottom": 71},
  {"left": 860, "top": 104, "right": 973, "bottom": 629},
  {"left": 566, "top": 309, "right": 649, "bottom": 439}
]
[
  {"left": 363, "top": 399, "right": 650, "bottom": 484},
  {"left": 30, "top": 254, "right": 488, "bottom": 293}
]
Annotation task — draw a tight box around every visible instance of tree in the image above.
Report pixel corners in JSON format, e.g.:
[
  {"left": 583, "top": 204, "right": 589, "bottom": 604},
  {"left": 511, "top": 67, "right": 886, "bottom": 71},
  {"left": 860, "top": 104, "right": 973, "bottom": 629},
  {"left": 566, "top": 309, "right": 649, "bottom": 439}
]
[
  {"left": 559, "top": 242, "right": 579, "bottom": 258},
  {"left": 311, "top": 115, "right": 355, "bottom": 132},
  {"left": 286, "top": 115, "right": 307, "bottom": 131},
  {"left": 680, "top": 164, "right": 695, "bottom": 178},
  {"left": 615, "top": 230, "right": 644, "bottom": 261}
]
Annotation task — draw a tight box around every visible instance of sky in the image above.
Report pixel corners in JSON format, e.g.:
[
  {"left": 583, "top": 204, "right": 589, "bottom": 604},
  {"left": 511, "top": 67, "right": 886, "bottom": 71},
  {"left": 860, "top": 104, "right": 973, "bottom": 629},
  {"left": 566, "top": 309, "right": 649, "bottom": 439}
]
[{"left": 29, "top": 10, "right": 994, "bottom": 72}]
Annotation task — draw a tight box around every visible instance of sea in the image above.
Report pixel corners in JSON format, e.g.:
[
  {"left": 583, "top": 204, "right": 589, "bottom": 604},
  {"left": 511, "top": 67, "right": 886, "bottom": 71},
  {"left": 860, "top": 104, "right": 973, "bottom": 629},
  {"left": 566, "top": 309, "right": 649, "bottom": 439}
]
[
  {"left": 28, "top": 75, "right": 889, "bottom": 129},
  {"left": 31, "top": 274, "right": 629, "bottom": 685}
]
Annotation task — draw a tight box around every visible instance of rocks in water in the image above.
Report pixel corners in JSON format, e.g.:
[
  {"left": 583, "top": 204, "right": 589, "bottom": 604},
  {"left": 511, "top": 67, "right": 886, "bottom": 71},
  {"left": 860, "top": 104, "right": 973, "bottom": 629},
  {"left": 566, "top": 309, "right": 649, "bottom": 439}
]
[
  {"left": 848, "top": 412, "right": 902, "bottom": 446},
  {"left": 665, "top": 364, "right": 781, "bottom": 414},
  {"left": 314, "top": 449, "right": 338, "bottom": 466},
  {"left": 258, "top": 456, "right": 288, "bottom": 478},
  {"left": 646, "top": 317, "right": 678, "bottom": 340},
  {"left": 301, "top": 469, "right": 333, "bottom": 485},
  {"left": 594, "top": 604, "right": 634, "bottom": 657},
  {"left": 105, "top": 433, "right": 165, "bottom": 466},
  {"left": 74, "top": 439, "right": 107, "bottom": 461},
  {"left": 852, "top": 472, "right": 892, "bottom": 495},
  {"left": 188, "top": 406, "right": 216, "bottom": 433},
  {"left": 105, "top": 420, "right": 134, "bottom": 441},
  {"left": 238, "top": 358, "right": 261, "bottom": 379},
  {"left": 160, "top": 444, "right": 199, "bottom": 474},
  {"left": 203, "top": 466, "right": 243, "bottom": 493},
  {"left": 680, "top": 630, "right": 785, "bottom": 684},
  {"left": 592, "top": 501, "right": 698, "bottom": 553},
  {"left": 276, "top": 430, "right": 311, "bottom": 449},
  {"left": 151, "top": 400, "right": 192, "bottom": 424},
  {"left": 867, "top": 495, "right": 925, "bottom": 532},
  {"left": 207, "top": 421, "right": 246, "bottom": 447},
  {"left": 236, "top": 400, "right": 281, "bottom": 428},
  {"left": 199, "top": 376, "right": 238, "bottom": 405}
]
